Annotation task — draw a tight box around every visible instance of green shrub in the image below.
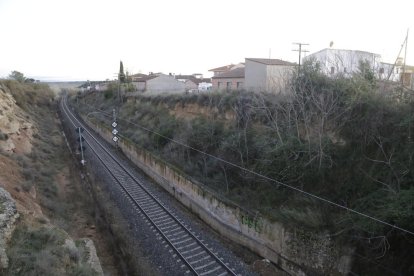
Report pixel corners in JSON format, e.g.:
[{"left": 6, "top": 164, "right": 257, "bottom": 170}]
[{"left": 104, "top": 90, "right": 113, "bottom": 99}]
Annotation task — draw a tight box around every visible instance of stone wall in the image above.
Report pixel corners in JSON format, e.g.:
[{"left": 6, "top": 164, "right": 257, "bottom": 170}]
[{"left": 85, "top": 119, "right": 353, "bottom": 275}]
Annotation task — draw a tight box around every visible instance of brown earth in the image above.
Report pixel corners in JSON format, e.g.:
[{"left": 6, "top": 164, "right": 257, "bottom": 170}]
[
  {"left": 0, "top": 82, "right": 121, "bottom": 275},
  {"left": 53, "top": 164, "right": 120, "bottom": 275},
  {"left": 0, "top": 155, "right": 44, "bottom": 221}
]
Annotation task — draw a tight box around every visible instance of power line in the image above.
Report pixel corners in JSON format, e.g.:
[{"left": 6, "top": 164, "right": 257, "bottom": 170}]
[{"left": 77, "top": 100, "right": 414, "bottom": 237}]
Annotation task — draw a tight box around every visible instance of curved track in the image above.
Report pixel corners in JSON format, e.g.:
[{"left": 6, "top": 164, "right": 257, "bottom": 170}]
[{"left": 61, "top": 96, "right": 238, "bottom": 276}]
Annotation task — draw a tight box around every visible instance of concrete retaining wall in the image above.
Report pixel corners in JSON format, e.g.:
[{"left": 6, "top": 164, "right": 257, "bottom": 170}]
[{"left": 85, "top": 118, "right": 352, "bottom": 275}]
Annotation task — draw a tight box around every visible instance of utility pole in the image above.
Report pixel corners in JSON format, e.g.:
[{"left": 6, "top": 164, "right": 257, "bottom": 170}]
[
  {"left": 76, "top": 127, "right": 86, "bottom": 165},
  {"left": 402, "top": 29, "right": 409, "bottom": 86},
  {"left": 292, "top": 42, "right": 309, "bottom": 71},
  {"left": 403, "top": 29, "right": 411, "bottom": 145},
  {"left": 387, "top": 33, "right": 408, "bottom": 81}
]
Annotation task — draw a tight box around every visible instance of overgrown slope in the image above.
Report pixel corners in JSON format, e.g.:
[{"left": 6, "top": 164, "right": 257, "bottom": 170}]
[
  {"left": 76, "top": 62, "right": 414, "bottom": 275},
  {"left": 0, "top": 80, "right": 104, "bottom": 275}
]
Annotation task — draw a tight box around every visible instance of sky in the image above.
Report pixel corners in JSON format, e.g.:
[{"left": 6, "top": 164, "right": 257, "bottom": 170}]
[{"left": 0, "top": 0, "right": 413, "bottom": 81}]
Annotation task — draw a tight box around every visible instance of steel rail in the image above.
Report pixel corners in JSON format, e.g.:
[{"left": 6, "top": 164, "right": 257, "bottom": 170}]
[{"left": 61, "top": 96, "right": 237, "bottom": 276}]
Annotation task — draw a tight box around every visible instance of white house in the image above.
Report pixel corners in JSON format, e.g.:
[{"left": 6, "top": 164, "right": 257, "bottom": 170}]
[
  {"left": 244, "top": 58, "right": 296, "bottom": 93},
  {"left": 304, "top": 48, "right": 380, "bottom": 75},
  {"left": 304, "top": 48, "right": 402, "bottom": 82},
  {"left": 198, "top": 81, "right": 212, "bottom": 91}
]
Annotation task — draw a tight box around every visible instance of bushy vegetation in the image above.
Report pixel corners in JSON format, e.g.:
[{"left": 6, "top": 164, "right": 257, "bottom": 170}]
[
  {"left": 6, "top": 225, "right": 97, "bottom": 276},
  {"left": 1, "top": 79, "right": 54, "bottom": 110},
  {"left": 1, "top": 80, "right": 100, "bottom": 275},
  {"left": 76, "top": 60, "right": 414, "bottom": 274}
]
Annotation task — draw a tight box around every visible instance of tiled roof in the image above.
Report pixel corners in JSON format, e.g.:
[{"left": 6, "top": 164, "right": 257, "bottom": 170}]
[
  {"left": 212, "top": 68, "right": 245, "bottom": 79},
  {"left": 208, "top": 64, "right": 235, "bottom": 72},
  {"left": 246, "top": 58, "right": 296, "bottom": 66}
]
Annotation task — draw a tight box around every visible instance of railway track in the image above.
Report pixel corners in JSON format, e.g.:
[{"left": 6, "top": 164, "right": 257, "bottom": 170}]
[{"left": 61, "top": 96, "right": 239, "bottom": 276}]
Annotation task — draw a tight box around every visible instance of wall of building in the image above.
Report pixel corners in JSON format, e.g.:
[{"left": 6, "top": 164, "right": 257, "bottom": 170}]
[
  {"left": 305, "top": 49, "right": 381, "bottom": 77},
  {"left": 132, "top": 82, "right": 146, "bottom": 92},
  {"left": 184, "top": 80, "right": 198, "bottom": 91},
  {"left": 146, "top": 75, "right": 186, "bottom": 94},
  {"left": 85, "top": 119, "right": 354, "bottom": 276},
  {"left": 266, "top": 65, "right": 294, "bottom": 93},
  {"left": 245, "top": 61, "right": 294, "bottom": 93},
  {"left": 245, "top": 60, "right": 267, "bottom": 92},
  {"left": 212, "top": 78, "right": 244, "bottom": 91}
]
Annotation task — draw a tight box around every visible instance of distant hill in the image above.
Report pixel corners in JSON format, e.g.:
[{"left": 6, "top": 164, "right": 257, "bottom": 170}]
[{"left": 46, "top": 81, "right": 85, "bottom": 94}]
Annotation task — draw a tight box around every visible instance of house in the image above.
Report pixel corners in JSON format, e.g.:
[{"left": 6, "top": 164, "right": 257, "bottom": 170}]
[
  {"left": 198, "top": 81, "right": 213, "bottom": 91},
  {"left": 130, "top": 73, "right": 156, "bottom": 91},
  {"left": 377, "top": 62, "right": 401, "bottom": 82},
  {"left": 131, "top": 73, "right": 185, "bottom": 94},
  {"left": 245, "top": 58, "right": 296, "bottom": 93},
  {"left": 211, "top": 67, "right": 245, "bottom": 91},
  {"left": 304, "top": 48, "right": 410, "bottom": 83},
  {"left": 304, "top": 48, "right": 381, "bottom": 76},
  {"left": 175, "top": 74, "right": 212, "bottom": 92}
]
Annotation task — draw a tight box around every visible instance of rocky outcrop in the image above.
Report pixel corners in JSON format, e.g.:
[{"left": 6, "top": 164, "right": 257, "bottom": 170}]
[
  {"left": 63, "top": 237, "right": 104, "bottom": 275},
  {"left": 80, "top": 238, "right": 104, "bottom": 275},
  {"left": 0, "top": 187, "right": 19, "bottom": 269},
  {"left": 0, "top": 84, "right": 34, "bottom": 154}
]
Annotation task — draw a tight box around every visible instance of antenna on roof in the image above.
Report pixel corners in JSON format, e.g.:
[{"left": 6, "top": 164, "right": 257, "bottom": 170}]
[{"left": 269, "top": 48, "right": 271, "bottom": 59}]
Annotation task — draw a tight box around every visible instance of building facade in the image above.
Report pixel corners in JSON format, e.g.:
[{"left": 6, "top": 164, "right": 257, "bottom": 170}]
[
  {"left": 245, "top": 58, "right": 296, "bottom": 93},
  {"left": 304, "top": 48, "right": 381, "bottom": 76},
  {"left": 211, "top": 67, "right": 245, "bottom": 91},
  {"left": 304, "top": 48, "right": 412, "bottom": 83},
  {"left": 131, "top": 73, "right": 185, "bottom": 94}
]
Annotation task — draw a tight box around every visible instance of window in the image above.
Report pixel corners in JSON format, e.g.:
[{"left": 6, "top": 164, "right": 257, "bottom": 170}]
[
  {"left": 237, "top": 82, "right": 243, "bottom": 89},
  {"left": 226, "top": 82, "right": 232, "bottom": 90},
  {"left": 217, "top": 82, "right": 221, "bottom": 88},
  {"left": 344, "top": 67, "right": 347, "bottom": 73},
  {"left": 379, "top": 68, "right": 384, "bottom": 74},
  {"left": 331, "top": 67, "right": 335, "bottom": 74}
]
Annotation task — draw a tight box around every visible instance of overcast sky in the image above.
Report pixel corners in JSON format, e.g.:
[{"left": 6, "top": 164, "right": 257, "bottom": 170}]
[{"left": 0, "top": 0, "right": 412, "bottom": 81}]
